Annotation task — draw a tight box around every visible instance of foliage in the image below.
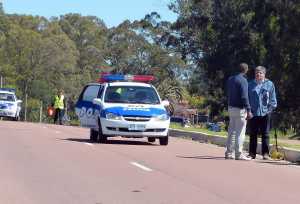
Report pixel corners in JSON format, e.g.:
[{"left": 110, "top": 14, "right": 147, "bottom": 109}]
[
  {"left": 167, "top": 0, "right": 300, "bottom": 133},
  {"left": 1, "top": 1, "right": 299, "bottom": 134},
  {"left": 25, "top": 98, "right": 42, "bottom": 122},
  {"left": 0, "top": 11, "right": 187, "bottom": 122}
]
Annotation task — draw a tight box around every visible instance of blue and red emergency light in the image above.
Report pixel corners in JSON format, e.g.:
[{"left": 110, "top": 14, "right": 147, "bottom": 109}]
[{"left": 97, "top": 74, "right": 155, "bottom": 83}]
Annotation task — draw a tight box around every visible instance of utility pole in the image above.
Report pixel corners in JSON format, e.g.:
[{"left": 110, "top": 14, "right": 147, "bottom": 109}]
[
  {"left": 24, "top": 94, "right": 28, "bottom": 121},
  {"left": 39, "top": 101, "right": 43, "bottom": 123},
  {"left": 0, "top": 75, "right": 2, "bottom": 88}
]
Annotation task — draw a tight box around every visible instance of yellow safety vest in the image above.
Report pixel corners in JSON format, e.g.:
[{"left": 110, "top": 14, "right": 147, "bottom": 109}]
[{"left": 54, "top": 95, "right": 64, "bottom": 109}]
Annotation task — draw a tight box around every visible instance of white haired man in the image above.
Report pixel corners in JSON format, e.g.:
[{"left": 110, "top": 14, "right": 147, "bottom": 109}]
[{"left": 248, "top": 66, "right": 277, "bottom": 160}]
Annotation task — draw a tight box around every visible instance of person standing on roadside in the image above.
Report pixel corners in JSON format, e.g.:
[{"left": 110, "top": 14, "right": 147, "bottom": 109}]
[
  {"left": 225, "top": 63, "right": 252, "bottom": 160},
  {"left": 53, "top": 89, "right": 65, "bottom": 125},
  {"left": 248, "top": 66, "right": 277, "bottom": 160}
]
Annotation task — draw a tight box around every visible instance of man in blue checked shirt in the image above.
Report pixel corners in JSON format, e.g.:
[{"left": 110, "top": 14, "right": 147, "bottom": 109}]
[{"left": 248, "top": 66, "right": 277, "bottom": 160}]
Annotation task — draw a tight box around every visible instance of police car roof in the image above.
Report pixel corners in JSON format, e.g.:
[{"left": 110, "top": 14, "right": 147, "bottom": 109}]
[
  {"left": 0, "top": 90, "right": 15, "bottom": 94},
  {"left": 89, "top": 81, "right": 152, "bottom": 87},
  {"left": 108, "top": 81, "right": 152, "bottom": 87}
]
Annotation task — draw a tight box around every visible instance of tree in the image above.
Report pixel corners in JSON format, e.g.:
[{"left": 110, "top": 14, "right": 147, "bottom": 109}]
[
  {"left": 0, "top": 2, "right": 4, "bottom": 15},
  {"left": 59, "top": 14, "right": 108, "bottom": 83},
  {"left": 168, "top": 0, "right": 300, "bottom": 133}
]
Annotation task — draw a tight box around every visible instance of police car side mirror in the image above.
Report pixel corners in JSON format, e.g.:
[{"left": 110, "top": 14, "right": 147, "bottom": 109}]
[
  {"left": 161, "top": 100, "right": 169, "bottom": 106},
  {"left": 93, "top": 98, "right": 102, "bottom": 106},
  {"left": 17, "top": 100, "right": 22, "bottom": 104}
]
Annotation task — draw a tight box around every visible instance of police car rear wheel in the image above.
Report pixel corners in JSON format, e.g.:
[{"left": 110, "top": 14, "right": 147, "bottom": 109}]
[
  {"left": 90, "top": 129, "right": 98, "bottom": 142},
  {"left": 159, "top": 136, "right": 168, "bottom": 146},
  {"left": 147, "top": 137, "right": 155, "bottom": 142},
  {"left": 98, "top": 120, "right": 107, "bottom": 143}
]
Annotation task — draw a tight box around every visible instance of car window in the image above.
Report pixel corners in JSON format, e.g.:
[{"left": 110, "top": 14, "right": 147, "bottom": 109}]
[
  {"left": 104, "top": 86, "right": 160, "bottom": 104},
  {"left": 97, "top": 86, "right": 104, "bottom": 99},
  {"left": 82, "top": 85, "right": 101, "bottom": 102},
  {"left": 0, "top": 93, "right": 15, "bottom": 102}
]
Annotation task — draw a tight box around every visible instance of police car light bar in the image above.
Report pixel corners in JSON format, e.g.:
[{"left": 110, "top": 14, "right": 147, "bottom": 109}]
[
  {"left": 0, "top": 88, "right": 16, "bottom": 93},
  {"left": 98, "top": 74, "right": 155, "bottom": 83}
]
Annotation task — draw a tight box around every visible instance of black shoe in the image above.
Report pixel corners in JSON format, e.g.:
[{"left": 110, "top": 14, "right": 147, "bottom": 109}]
[
  {"left": 263, "top": 154, "right": 272, "bottom": 160},
  {"left": 248, "top": 154, "right": 256, "bottom": 159}
]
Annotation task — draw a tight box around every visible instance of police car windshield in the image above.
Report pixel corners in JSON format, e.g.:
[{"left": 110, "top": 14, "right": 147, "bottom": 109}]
[
  {"left": 104, "top": 86, "right": 160, "bottom": 104},
  {"left": 0, "top": 93, "right": 15, "bottom": 102}
]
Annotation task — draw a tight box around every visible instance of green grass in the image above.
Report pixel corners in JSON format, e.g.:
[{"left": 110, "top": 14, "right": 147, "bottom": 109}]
[
  {"left": 170, "top": 123, "right": 227, "bottom": 137},
  {"left": 272, "top": 140, "right": 300, "bottom": 150},
  {"left": 170, "top": 123, "right": 300, "bottom": 151},
  {"left": 69, "top": 119, "right": 80, "bottom": 126},
  {"left": 269, "top": 129, "right": 296, "bottom": 138}
]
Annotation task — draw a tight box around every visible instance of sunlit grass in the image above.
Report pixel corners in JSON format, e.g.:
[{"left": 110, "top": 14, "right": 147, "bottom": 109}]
[
  {"left": 170, "top": 123, "right": 300, "bottom": 150},
  {"left": 170, "top": 123, "right": 227, "bottom": 137}
]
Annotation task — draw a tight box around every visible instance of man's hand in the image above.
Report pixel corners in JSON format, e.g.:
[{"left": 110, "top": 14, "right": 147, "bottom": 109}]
[{"left": 246, "top": 111, "right": 253, "bottom": 120}]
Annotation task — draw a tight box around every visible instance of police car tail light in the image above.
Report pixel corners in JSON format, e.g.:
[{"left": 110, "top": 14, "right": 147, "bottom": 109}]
[{"left": 98, "top": 74, "right": 155, "bottom": 83}]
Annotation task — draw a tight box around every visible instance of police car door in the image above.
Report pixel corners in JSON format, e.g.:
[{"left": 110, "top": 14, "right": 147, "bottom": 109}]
[{"left": 76, "top": 84, "right": 103, "bottom": 128}]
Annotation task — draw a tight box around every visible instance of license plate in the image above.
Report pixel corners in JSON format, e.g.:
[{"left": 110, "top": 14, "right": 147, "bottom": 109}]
[{"left": 128, "top": 124, "right": 146, "bottom": 131}]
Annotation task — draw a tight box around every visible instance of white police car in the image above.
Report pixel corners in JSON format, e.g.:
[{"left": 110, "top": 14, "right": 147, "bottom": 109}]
[
  {"left": 0, "top": 88, "right": 22, "bottom": 121},
  {"left": 75, "top": 74, "right": 170, "bottom": 145}
]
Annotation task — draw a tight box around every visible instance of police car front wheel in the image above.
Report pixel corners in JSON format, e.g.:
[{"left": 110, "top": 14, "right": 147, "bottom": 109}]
[
  {"left": 159, "top": 136, "right": 168, "bottom": 146},
  {"left": 90, "top": 129, "right": 98, "bottom": 142},
  {"left": 98, "top": 120, "right": 107, "bottom": 143}
]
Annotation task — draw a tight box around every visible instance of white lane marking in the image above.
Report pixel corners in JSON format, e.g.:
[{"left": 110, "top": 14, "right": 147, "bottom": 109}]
[
  {"left": 55, "top": 131, "right": 60, "bottom": 134},
  {"left": 85, "top": 143, "right": 94, "bottom": 146},
  {"left": 130, "top": 162, "right": 153, "bottom": 172},
  {"left": 43, "top": 127, "right": 47, "bottom": 129}
]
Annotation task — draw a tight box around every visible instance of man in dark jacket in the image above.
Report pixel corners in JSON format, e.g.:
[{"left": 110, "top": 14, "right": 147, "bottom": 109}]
[{"left": 225, "top": 63, "right": 252, "bottom": 160}]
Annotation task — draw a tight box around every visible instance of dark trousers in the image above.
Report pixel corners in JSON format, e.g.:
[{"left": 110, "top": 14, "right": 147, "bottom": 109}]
[
  {"left": 54, "top": 108, "right": 64, "bottom": 125},
  {"left": 249, "top": 114, "right": 271, "bottom": 157}
]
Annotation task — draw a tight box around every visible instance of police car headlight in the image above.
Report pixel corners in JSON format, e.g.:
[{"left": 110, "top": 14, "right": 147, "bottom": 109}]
[
  {"left": 106, "top": 112, "right": 122, "bottom": 120},
  {"left": 7, "top": 104, "right": 14, "bottom": 110},
  {"left": 153, "top": 114, "right": 169, "bottom": 121}
]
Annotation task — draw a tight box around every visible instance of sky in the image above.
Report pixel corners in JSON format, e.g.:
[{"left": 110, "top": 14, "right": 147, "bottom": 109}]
[{"left": 2, "top": 0, "right": 178, "bottom": 28}]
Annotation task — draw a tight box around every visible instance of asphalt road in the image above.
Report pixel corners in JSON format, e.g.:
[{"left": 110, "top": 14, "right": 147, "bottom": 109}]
[{"left": 0, "top": 121, "right": 299, "bottom": 204}]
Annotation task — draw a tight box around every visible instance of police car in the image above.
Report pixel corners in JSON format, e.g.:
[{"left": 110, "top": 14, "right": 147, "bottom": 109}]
[
  {"left": 0, "top": 88, "right": 22, "bottom": 121},
  {"left": 75, "top": 74, "right": 170, "bottom": 145}
]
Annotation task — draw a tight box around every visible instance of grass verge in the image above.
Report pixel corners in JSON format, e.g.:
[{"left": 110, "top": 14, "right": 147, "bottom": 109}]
[{"left": 170, "top": 123, "right": 300, "bottom": 151}]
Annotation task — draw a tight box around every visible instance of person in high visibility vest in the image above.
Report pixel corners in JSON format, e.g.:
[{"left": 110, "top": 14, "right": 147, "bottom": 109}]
[{"left": 52, "top": 89, "right": 65, "bottom": 125}]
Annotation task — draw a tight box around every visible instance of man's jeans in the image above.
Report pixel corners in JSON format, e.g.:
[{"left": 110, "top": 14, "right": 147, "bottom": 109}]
[{"left": 225, "top": 107, "right": 247, "bottom": 157}]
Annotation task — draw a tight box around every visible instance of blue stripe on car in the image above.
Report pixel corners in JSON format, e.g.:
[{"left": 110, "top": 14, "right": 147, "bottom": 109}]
[
  {"left": 76, "top": 101, "right": 101, "bottom": 109},
  {"left": 101, "top": 106, "right": 166, "bottom": 118},
  {"left": 0, "top": 103, "right": 14, "bottom": 109},
  {"left": 76, "top": 101, "right": 167, "bottom": 118}
]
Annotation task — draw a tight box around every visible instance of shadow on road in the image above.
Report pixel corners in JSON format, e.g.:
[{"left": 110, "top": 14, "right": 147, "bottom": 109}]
[
  {"left": 60, "top": 138, "right": 157, "bottom": 146},
  {"left": 254, "top": 160, "right": 300, "bottom": 166},
  {"left": 106, "top": 139, "right": 157, "bottom": 146},
  {"left": 177, "top": 155, "right": 300, "bottom": 165},
  {"left": 177, "top": 155, "right": 225, "bottom": 160},
  {"left": 59, "top": 138, "right": 91, "bottom": 143}
]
